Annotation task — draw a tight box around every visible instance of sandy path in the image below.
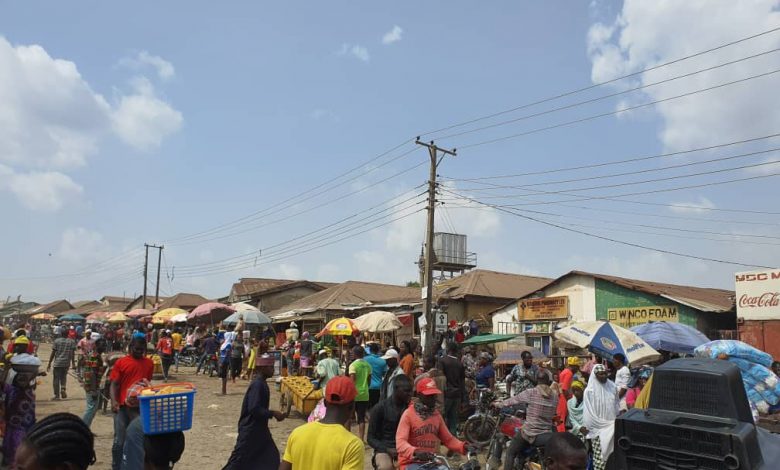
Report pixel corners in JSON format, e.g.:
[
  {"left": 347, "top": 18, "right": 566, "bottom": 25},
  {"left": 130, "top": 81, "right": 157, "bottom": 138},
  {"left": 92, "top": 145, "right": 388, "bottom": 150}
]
[{"left": 34, "top": 343, "right": 381, "bottom": 470}]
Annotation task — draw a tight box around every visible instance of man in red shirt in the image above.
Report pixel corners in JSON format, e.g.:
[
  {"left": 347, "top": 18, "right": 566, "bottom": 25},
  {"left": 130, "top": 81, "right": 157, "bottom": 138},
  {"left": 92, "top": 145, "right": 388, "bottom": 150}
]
[
  {"left": 396, "top": 378, "right": 469, "bottom": 470},
  {"left": 156, "top": 330, "right": 174, "bottom": 382},
  {"left": 110, "top": 336, "right": 153, "bottom": 470}
]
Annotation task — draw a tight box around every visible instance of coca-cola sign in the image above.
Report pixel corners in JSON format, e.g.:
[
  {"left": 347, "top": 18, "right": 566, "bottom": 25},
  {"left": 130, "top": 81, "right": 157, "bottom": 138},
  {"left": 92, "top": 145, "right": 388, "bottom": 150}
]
[{"left": 736, "top": 269, "right": 780, "bottom": 320}]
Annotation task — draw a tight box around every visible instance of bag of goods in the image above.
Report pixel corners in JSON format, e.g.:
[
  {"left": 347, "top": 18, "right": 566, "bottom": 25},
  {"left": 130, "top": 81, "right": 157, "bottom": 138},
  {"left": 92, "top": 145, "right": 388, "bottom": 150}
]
[{"left": 694, "top": 340, "right": 772, "bottom": 367}]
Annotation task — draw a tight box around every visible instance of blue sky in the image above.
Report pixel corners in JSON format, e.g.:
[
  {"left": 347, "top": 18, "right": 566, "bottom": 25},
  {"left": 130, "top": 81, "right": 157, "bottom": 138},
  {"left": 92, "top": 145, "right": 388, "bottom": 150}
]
[{"left": 2, "top": 1, "right": 779, "bottom": 302}]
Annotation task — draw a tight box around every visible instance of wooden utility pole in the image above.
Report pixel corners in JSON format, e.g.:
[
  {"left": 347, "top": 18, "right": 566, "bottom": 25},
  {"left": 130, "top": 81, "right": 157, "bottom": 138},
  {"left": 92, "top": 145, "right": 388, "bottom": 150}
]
[
  {"left": 142, "top": 244, "right": 149, "bottom": 309},
  {"left": 155, "top": 245, "right": 164, "bottom": 304},
  {"left": 415, "top": 138, "right": 456, "bottom": 354},
  {"left": 142, "top": 243, "right": 164, "bottom": 308}
]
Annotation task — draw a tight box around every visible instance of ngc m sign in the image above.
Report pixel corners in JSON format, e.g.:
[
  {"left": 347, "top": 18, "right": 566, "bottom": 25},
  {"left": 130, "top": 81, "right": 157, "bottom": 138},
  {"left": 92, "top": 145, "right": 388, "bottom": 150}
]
[{"left": 736, "top": 269, "right": 780, "bottom": 320}]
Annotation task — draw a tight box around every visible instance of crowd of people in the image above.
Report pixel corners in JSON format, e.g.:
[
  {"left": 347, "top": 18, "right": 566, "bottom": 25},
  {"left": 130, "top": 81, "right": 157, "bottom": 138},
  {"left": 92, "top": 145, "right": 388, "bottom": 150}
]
[{"left": 0, "top": 318, "right": 714, "bottom": 470}]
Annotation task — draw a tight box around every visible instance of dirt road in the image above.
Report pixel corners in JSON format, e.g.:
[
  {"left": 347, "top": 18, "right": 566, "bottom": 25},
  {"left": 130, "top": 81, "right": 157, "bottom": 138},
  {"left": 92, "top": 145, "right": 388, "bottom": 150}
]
[{"left": 34, "top": 343, "right": 386, "bottom": 469}]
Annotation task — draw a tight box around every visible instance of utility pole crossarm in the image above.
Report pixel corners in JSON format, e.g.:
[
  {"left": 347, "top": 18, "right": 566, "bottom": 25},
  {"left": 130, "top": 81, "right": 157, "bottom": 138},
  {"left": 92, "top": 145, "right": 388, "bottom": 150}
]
[{"left": 415, "top": 138, "right": 456, "bottom": 354}]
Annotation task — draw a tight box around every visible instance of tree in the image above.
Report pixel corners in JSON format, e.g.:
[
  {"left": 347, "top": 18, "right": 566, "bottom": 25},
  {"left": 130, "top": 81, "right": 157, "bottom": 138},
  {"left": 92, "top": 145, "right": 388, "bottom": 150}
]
[{"left": 405, "top": 281, "right": 421, "bottom": 288}]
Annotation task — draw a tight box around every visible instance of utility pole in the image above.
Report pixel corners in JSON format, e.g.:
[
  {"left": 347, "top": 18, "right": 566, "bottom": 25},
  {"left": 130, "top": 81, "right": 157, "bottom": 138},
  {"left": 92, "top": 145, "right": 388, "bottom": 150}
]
[
  {"left": 415, "top": 138, "right": 456, "bottom": 354},
  {"left": 142, "top": 243, "right": 164, "bottom": 309},
  {"left": 142, "top": 244, "right": 149, "bottom": 309},
  {"left": 155, "top": 245, "right": 164, "bottom": 304}
]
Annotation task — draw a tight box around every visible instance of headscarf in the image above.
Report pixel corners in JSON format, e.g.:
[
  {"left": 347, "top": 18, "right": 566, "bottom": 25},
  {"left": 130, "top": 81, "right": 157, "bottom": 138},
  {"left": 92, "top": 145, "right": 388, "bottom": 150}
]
[{"left": 583, "top": 364, "right": 619, "bottom": 461}]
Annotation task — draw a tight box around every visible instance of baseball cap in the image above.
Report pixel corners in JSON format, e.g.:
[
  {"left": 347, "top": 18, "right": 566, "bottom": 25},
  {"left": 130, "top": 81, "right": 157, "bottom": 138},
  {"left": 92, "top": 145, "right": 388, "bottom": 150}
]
[
  {"left": 324, "top": 376, "right": 357, "bottom": 405},
  {"left": 567, "top": 356, "right": 581, "bottom": 366},
  {"left": 416, "top": 377, "right": 442, "bottom": 396},
  {"left": 14, "top": 336, "right": 30, "bottom": 345},
  {"left": 381, "top": 349, "right": 399, "bottom": 360}
]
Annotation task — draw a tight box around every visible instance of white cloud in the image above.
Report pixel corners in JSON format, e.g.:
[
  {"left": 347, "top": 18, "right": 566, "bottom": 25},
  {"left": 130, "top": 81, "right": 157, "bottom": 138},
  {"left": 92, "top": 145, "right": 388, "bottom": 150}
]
[
  {"left": 668, "top": 196, "right": 716, "bottom": 214},
  {"left": 382, "top": 25, "right": 403, "bottom": 45},
  {"left": 0, "top": 37, "right": 183, "bottom": 211},
  {"left": 316, "top": 264, "right": 341, "bottom": 281},
  {"left": 111, "top": 77, "right": 183, "bottom": 151},
  {"left": 58, "top": 227, "right": 110, "bottom": 264},
  {"left": 587, "top": 1, "right": 780, "bottom": 152},
  {"left": 338, "top": 43, "right": 370, "bottom": 62},
  {"left": 118, "top": 51, "right": 175, "bottom": 81}
]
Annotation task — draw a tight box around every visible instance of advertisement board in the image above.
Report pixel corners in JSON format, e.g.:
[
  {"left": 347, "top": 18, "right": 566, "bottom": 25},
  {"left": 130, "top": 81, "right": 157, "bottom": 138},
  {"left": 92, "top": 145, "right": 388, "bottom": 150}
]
[
  {"left": 607, "top": 305, "right": 679, "bottom": 328},
  {"left": 736, "top": 269, "right": 780, "bottom": 320},
  {"left": 517, "top": 296, "right": 569, "bottom": 321}
]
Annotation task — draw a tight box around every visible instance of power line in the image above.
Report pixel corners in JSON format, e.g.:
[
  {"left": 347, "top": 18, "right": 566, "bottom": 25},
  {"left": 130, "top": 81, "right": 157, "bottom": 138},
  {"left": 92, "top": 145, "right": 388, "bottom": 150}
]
[
  {"left": 443, "top": 197, "right": 780, "bottom": 240},
  {"left": 168, "top": 157, "right": 425, "bottom": 247},
  {"left": 456, "top": 156, "right": 780, "bottom": 194},
  {"left": 443, "top": 190, "right": 774, "bottom": 269},
  {"left": 443, "top": 134, "right": 780, "bottom": 182},
  {"left": 450, "top": 146, "right": 780, "bottom": 192},
  {"left": 417, "top": 26, "right": 780, "bottom": 138},
  {"left": 174, "top": 208, "right": 426, "bottom": 279},
  {"left": 164, "top": 143, "right": 416, "bottom": 245},
  {"left": 443, "top": 170, "right": 780, "bottom": 209},
  {"left": 433, "top": 47, "right": 780, "bottom": 142},
  {"left": 458, "top": 67, "right": 780, "bottom": 149},
  {"left": 172, "top": 190, "right": 426, "bottom": 273}
]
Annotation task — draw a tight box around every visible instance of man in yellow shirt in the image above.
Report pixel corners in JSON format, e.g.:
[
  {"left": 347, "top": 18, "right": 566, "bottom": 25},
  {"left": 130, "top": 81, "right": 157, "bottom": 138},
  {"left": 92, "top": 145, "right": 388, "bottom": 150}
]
[
  {"left": 279, "top": 376, "right": 364, "bottom": 470},
  {"left": 171, "top": 329, "right": 183, "bottom": 373}
]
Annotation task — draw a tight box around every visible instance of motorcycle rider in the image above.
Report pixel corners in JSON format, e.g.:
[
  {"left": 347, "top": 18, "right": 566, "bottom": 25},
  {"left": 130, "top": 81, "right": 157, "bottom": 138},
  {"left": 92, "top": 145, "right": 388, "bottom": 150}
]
[
  {"left": 367, "top": 375, "right": 413, "bottom": 470},
  {"left": 490, "top": 370, "right": 558, "bottom": 468}
]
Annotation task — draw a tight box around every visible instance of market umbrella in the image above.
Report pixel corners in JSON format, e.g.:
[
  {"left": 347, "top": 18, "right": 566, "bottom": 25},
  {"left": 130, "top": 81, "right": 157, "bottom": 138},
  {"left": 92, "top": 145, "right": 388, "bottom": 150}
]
[
  {"left": 107, "top": 312, "right": 130, "bottom": 324},
  {"left": 630, "top": 322, "right": 710, "bottom": 355},
  {"left": 223, "top": 310, "right": 271, "bottom": 326},
  {"left": 187, "top": 302, "right": 235, "bottom": 323},
  {"left": 495, "top": 346, "right": 547, "bottom": 365},
  {"left": 127, "top": 308, "right": 152, "bottom": 319},
  {"left": 31, "top": 313, "right": 56, "bottom": 321},
  {"left": 231, "top": 302, "right": 261, "bottom": 313},
  {"left": 152, "top": 308, "right": 187, "bottom": 325},
  {"left": 315, "top": 317, "right": 359, "bottom": 338},
  {"left": 352, "top": 310, "right": 403, "bottom": 333},
  {"left": 554, "top": 321, "right": 660, "bottom": 366},
  {"left": 86, "top": 311, "right": 110, "bottom": 322},
  {"left": 170, "top": 313, "right": 189, "bottom": 324},
  {"left": 462, "top": 333, "right": 519, "bottom": 346},
  {"left": 59, "top": 313, "right": 86, "bottom": 322}
]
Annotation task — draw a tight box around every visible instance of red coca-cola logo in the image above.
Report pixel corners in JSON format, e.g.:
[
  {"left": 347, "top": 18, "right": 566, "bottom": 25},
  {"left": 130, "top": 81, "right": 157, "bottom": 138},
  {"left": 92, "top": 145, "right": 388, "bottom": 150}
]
[{"left": 739, "top": 292, "right": 780, "bottom": 308}]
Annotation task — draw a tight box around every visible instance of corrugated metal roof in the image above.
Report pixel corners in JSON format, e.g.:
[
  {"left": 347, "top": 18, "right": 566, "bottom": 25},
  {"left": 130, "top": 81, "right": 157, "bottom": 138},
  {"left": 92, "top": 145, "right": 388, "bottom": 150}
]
[
  {"left": 567, "top": 271, "right": 734, "bottom": 313},
  {"left": 436, "top": 269, "right": 552, "bottom": 301},
  {"left": 269, "top": 281, "right": 420, "bottom": 318}
]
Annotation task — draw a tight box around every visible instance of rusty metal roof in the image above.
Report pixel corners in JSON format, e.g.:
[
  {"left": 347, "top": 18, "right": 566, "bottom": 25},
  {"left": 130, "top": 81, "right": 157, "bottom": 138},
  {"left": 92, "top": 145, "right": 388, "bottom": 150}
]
[
  {"left": 569, "top": 270, "right": 735, "bottom": 313},
  {"left": 436, "top": 269, "right": 552, "bottom": 301},
  {"left": 269, "top": 281, "right": 421, "bottom": 318}
]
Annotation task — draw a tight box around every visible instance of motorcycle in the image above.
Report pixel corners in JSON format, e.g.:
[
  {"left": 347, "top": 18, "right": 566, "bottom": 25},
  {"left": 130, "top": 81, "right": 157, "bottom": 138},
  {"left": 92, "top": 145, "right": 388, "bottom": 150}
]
[
  {"left": 462, "top": 387, "right": 501, "bottom": 446},
  {"left": 483, "top": 408, "right": 549, "bottom": 470},
  {"left": 407, "top": 450, "right": 481, "bottom": 470}
]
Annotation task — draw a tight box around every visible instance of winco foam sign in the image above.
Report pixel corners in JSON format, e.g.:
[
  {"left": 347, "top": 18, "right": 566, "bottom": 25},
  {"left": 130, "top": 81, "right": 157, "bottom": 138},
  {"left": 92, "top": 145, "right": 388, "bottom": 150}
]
[{"left": 735, "top": 269, "right": 780, "bottom": 320}]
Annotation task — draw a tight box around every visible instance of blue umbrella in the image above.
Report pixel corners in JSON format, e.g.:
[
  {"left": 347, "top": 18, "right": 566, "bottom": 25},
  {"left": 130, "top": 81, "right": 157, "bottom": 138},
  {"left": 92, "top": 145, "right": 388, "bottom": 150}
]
[
  {"left": 58, "top": 313, "right": 86, "bottom": 322},
  {"left": 555, "top": 321, "right": 661, "bottom": 366},
  {"left": 630, "top": 322, "right": 710, "bottom": 355}
]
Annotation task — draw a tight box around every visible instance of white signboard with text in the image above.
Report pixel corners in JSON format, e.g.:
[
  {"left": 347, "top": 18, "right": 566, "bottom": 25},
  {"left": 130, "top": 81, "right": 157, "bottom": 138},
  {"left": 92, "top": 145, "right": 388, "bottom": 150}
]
[
  {"left": 735, "top": 269, "right": 780, "bottom": 320},
  {"left": 435, "top": 312, "right": 448, "bottom": 332}
]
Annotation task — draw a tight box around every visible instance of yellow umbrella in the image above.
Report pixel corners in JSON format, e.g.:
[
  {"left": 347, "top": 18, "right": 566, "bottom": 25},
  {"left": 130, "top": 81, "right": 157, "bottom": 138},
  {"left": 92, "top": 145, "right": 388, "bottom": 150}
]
[
  {"left": 152, "top": 308, "right": 187, "bottom": 325},
  {"left": 31, "top": 313, "right": 56, "bottom": 321},
  {"left": 315, "top": 317, "right": 360, "bottom": 338},
  {"left": 107, "top": 312, "right": 130, "bottom": 324}
]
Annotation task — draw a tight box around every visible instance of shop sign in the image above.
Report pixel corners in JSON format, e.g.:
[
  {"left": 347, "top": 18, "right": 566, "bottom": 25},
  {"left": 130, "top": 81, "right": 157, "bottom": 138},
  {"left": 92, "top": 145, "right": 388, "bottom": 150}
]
[
  {"left": 736, "top": 269, "right": 780, "bottom": 320},
  {"left": 522, "top": 322, "right": 551, "bottom": 334},
  {"left": 517, "top": 296, "right": 569, "bottom": 321},
  {"left": 607, "top": 305, "right": 679, "bottom": 327}
]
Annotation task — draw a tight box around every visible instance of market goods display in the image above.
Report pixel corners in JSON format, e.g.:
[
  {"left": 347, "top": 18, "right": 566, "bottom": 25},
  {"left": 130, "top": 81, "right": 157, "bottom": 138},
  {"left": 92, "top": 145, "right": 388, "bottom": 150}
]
[{"left": 695, "top": 340, "right": 779, "bottom": 415}]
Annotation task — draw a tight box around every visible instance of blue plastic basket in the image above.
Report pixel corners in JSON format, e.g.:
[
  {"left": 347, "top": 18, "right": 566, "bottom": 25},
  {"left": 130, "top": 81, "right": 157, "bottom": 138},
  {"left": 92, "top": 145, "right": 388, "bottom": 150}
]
[{"left": 138, "top": 384, "right": 196, "bottom": 435}]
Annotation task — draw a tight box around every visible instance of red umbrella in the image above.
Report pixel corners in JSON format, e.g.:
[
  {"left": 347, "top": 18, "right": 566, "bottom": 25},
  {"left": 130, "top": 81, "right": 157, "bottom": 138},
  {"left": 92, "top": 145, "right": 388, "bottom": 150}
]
[
  {"left": 127, "top": 308, "right": 152, "bottom": 319},
  {"left": 187, "top": 302, "right": 235, "bottom": 323}
]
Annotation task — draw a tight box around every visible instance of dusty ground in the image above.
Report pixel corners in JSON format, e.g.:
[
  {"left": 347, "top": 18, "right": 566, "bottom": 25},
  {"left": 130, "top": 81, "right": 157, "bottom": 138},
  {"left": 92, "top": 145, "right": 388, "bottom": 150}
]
[{"left": 34, "top": 343, "right": 392, "bottom": 470}]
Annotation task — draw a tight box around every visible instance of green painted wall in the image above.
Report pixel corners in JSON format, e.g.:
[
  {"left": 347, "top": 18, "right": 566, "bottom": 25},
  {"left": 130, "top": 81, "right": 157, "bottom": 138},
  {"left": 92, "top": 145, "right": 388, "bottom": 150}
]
[{"left": 594, "top": 279, "right": 698, "bottom": 327}]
